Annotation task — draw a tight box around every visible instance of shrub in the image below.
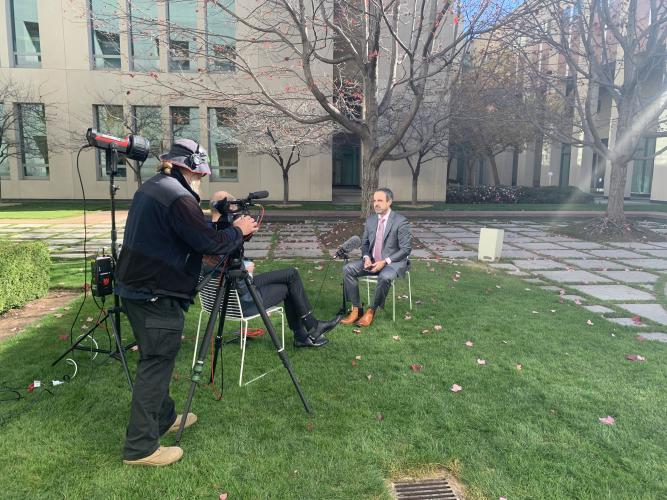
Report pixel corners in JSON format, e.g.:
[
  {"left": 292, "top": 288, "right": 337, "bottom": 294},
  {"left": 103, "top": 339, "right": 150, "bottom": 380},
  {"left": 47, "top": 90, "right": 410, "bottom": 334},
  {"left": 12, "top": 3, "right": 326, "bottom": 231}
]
[
  {"left": 446, "top": 185, "right": 594, "bottom": 204},
  {"left": 0, "top": 240, "right": 51, "bottom": 314}
]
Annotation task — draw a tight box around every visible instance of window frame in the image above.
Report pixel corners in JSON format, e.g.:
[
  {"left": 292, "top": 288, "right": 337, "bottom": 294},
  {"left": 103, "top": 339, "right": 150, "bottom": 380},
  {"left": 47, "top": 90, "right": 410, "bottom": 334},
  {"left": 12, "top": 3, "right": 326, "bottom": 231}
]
[
  {"left": 17, "top": 103, "right": 49, "bottom": 179},
  {"left": 10, "top": 0, "right": 42, "bottom": 68},
  {"left": 207, "top": 107, "right": 239, "bottom": 181},
  {"left": 89, "top": 0, "right": 122, "bottom": 70}
]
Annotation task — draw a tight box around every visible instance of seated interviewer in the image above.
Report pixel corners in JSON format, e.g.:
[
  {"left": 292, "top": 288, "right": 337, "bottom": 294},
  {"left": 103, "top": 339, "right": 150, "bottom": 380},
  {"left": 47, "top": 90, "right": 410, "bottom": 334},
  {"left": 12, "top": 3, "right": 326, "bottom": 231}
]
[
  {"left": 341, "top": 188, "right": 412, "bottom": 327},
  {"left": 204, "top": 191, "right": 340, "bottom": 348}
]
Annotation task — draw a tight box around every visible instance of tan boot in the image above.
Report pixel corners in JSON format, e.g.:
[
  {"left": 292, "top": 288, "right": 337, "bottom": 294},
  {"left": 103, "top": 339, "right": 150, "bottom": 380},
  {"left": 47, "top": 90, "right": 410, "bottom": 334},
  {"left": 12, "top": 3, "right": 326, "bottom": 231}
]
[
  {"left": 340, "top": 306, "right": 362, "bottom": 325},
  {"left": 355, "top": 308, "right": 375, "bottom": 327},
  {"left": 166, "top": 413, "right": 198, "bottom": 434},
  {"left": 123, "top": 446, "right": 183, "bottom": 466}
]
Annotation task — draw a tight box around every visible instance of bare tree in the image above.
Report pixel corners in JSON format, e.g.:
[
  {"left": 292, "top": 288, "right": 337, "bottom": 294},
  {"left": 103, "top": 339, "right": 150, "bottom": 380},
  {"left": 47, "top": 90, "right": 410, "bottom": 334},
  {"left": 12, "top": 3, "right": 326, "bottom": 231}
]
[
  {"left": 119, "top": 0, "right": 517, "bottom": 215},
  {"left": 515, "top": 0, "right": 667, "bottom": 227},
  {"left": 233, "top": 107, "right": 335, "bottom": 204}
]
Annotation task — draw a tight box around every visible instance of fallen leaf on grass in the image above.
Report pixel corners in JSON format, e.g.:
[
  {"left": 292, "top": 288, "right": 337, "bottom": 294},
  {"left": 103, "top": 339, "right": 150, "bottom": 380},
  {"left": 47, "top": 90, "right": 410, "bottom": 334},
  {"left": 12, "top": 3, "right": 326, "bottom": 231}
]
[
  {"left": 532, "top": 310, "right": 539, "bottom": 314},
  {"left": 86, "top": 316, "right": 93, "bottom": 322},
  {"left": 355, "top": 355, "right": 362, "bottom": 360},
  {"left": 54, "top": 313, "right": 63, "bottom": 318},
  {"left": 599, "top": 416, "right": 615, "bottom": 425},
  {"left": 550, "top": 309, "right": 556, "bottom": 313},
  {"left": 352, "top": 328, "right": 361, "bottom": 334},
  {"left": 421, "top": 329, "right": 430, "bottom": 334},
  {"left": 476, "top": 359, "right": 486, "bottom": 365},
  {"left": 366, "top": 374, "right": 372, "bottom": 381},
  {"left": 632, "top": 316, "right": 643, "bottom": 325},
  {"left": 306, "top": 422, "right": 315, "bottom": 432},
  {"left": 586, "top": 320, "right": 594, "bottom": 325},
  {"left": 625, "top": 354, "right": 646, "bottom": 362},
  {"left": 404, "top": 314, "right": 412, "bottom": 320},
  {"left": 351, "top": 360, "right": 358, "bottom": 366},
  {"left": 410, "top": 364, "right": 423, "bottom": 372},
  {"left": 433, "top": 325, "right": 442, "bottom": 331},
  {"left": 415, "top": 300, "right": 424, "bottom": 305},
  {"left": 392, "top": 335, "right": 401, "bottom": 341},
  {"left": 574, "top": 299, "right": 582, "bottom": 305},
  {"left": 58, "top": 335, "right": 68, "bottom": 341},
  {"left": 450, "top": 384, "right": 462, "bottom": 392},
  {"left": 516, "top": 363, "right": 523, "bottom": 370},
  {"left": 376, "top": 412, "right": 385, "bottom": 421},
  {"left": 219, "top": 493, "right": 228, "bottom": 500},
  {"left": 465, "top": 340, "right": 474, "bottom": 348}
]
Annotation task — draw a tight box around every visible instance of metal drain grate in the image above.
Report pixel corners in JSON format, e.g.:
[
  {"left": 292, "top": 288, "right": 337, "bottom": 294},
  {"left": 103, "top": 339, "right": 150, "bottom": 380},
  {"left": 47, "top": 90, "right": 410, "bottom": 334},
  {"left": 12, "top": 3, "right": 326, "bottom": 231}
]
[{"left": 392, "top": 478, "right": 459, "bottom": 499}]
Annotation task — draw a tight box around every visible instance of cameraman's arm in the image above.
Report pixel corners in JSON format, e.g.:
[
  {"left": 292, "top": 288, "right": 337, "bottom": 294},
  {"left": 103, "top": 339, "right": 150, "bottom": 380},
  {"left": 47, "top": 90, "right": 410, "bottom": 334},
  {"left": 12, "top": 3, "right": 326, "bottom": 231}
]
[{"left": 170, "top": 196, "right": 243, "bottom": 255}]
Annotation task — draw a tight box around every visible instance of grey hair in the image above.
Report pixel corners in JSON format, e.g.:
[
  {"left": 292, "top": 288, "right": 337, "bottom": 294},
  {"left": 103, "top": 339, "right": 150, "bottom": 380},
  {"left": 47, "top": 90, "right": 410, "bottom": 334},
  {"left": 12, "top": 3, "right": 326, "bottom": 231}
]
[{"left": 376, "top": 187, "right": 393, "bottom": 201}]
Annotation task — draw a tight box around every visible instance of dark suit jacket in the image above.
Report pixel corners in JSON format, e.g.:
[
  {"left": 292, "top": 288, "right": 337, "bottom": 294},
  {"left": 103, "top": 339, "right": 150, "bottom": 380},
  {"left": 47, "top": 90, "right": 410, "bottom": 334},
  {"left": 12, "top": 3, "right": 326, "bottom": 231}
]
[{"left": 361, "top": 211, "right": 412, "bottom": 276}]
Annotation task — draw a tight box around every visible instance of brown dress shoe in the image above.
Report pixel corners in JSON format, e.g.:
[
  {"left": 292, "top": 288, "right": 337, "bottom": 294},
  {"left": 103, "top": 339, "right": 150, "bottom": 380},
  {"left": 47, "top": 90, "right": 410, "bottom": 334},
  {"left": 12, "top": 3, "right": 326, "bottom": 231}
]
[
  {"left": 355, "top": 308, "right": 375, "bottom": 327},
  {"left": 123, "top": 446, "right": 183, "bottom": 466},
  {"left": 340, "top": 306, "right": 362, "bottom": 325}
]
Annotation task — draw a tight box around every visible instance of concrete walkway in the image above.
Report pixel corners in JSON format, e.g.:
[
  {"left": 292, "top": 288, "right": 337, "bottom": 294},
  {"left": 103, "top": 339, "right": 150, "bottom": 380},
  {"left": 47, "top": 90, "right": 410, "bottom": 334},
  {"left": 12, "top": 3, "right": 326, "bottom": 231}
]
[{"left": 2, "top": 214, "right": 666, "bottom": 342}]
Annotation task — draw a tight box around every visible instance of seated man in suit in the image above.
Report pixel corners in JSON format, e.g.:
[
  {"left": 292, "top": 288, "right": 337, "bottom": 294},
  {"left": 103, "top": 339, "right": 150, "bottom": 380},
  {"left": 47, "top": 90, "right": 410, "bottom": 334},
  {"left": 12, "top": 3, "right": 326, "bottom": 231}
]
[
  {"left": 206, "top": 191, "right": 340, "bottom": 347},
  {"left": 340, "top": 188, "right": 412, "bottom": 327}
]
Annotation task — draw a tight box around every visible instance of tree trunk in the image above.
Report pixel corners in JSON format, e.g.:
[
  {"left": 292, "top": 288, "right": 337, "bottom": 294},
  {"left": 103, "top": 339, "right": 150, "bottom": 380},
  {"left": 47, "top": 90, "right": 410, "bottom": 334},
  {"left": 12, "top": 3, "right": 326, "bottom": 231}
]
[
  {"left": 488, "top": 154, "right": 501, "bottom": 186},
  {"left": 360, "top": 140, "right": 380, "bottom": 217},
  {"left": 411, "top": 173, "right": 419, "bottom": 205},
  {"left": 606, "top": 157, "right": 628, "bottom": 223},
  {"left": 532, "top": 133, "right": 543, "bottom": 187},
  {"left": 282, "top": 171, "right": 289, "bottom": 204}
]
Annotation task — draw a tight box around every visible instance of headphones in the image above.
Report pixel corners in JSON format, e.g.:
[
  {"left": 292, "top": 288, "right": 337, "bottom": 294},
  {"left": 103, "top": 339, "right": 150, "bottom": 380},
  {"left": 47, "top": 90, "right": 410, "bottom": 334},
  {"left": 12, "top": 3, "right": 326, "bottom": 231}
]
[{"left": 189, "top": 143, "right": 207, "bottom": 167}]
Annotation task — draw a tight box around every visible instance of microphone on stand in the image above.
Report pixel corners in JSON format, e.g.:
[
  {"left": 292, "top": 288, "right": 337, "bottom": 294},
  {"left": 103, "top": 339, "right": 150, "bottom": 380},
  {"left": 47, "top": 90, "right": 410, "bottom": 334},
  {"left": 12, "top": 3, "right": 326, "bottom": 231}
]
[{"left": 334, "top": 235, "right": 362, "bottom": 259}]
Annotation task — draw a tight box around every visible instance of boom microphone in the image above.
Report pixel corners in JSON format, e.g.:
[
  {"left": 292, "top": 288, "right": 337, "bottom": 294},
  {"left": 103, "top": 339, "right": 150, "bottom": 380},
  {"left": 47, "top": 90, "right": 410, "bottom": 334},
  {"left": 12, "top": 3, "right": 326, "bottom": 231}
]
[
  {"left": 334, "top": 235, "right": 362, "bottom": 259},
  {"left": 86, "top": 128, "right": 150, "bottom": 162},
  {"left": 248, "top": 191, "right": 269, "bottom": 200}
]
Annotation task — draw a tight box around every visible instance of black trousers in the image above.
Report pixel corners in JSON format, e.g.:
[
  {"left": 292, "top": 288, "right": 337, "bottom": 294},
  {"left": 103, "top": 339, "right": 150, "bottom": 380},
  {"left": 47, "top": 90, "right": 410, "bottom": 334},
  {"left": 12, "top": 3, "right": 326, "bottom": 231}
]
[
  {"left": 122, "top": 297, "right": 184, "bottom": 460},
  {"left": 343, "top": 260, "right": 398, "bottom": 309},
  {"left": 251, "top": 268, "right": 312, "bottom": 334}
]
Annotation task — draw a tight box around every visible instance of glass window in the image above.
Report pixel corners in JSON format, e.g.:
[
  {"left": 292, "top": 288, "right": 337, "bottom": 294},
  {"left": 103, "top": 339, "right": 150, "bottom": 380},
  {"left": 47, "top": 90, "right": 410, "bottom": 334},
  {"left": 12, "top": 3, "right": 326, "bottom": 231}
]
[
  {"left": 632, "top": 137, "right": 656, "bottom": 194},
  {"left": 133, "top": 106, "right": 163, "bottom": 180},
  {"left": 171, "top": 107, "right": 200, "bottom": 142},
  {"left": 206, "top": 0, "right": 236, "bottom": 72},
  {"left": 168, "top": 0, "right": 198, "bottom": 72},
  {"left": 10, "top": 0, "right": 41, "bottom": 67},
  {"left": 129, "top": 0, "right": 160, "bottom": 72},
  {"left": 208, "top": 108, "right": 238, "bottom": 180},
  {"left": 90, "top": 0, "right": 121, "bottom": 69},
  {"left": 559, "top": 143, "right": 571, "bottom": 187},
  {"left": 18, "top": 104, "right": 49, "bottom": 178},
  {"left": 95, "top": 105, "right": 126, "bottom": 178}
]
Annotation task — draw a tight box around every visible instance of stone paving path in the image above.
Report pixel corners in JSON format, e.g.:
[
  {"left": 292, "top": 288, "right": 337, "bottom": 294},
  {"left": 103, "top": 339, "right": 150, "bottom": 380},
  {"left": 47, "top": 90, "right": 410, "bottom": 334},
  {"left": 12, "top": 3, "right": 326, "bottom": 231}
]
[{"left": 2, "top": 216, "right": 667, "bottom": 342}]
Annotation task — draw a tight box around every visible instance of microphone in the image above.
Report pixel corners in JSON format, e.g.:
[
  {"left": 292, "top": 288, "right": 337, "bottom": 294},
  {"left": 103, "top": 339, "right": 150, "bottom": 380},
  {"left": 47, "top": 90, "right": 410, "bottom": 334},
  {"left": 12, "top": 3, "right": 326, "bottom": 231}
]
[
  {"left": 334, "top": 235, "right": 362, "bottom": 259},
  {"left": 248, "top": 191, "right": 269, "bottom": 200}
]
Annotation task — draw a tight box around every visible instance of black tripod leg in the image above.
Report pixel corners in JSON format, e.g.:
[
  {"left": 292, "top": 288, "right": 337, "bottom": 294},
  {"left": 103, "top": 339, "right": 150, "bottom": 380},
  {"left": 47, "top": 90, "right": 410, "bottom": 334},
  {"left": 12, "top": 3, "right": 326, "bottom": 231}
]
[
  {"left": 52, "top": 311, "right": 111, "bottom": 366},
  {"left": 108, "top": 312, "right": 133, "bottom": 390},
  {"left": 243, "top": 276, "right": 313, "bottom": 414},
  {"left": 209, "top": 305, "right": 227, "bottom": 386},
  {"left": 176, "top": 279, "right": 232, "bottom": 445}
]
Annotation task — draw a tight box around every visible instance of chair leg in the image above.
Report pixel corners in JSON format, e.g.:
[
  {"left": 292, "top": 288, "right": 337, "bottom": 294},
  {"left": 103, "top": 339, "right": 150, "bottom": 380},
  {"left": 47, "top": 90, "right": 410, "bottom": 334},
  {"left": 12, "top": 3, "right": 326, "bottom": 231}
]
[
  {"left": 239, "top": 320, "right": 248, "bottom": 387},
  {"left": 366, "top": 279, "right": 371, "bottom": 306},
  {"left": 408, "top": 271, "right": 413, "bottom": 310},
  {"left": 392, "top": 281, "right": 396, "bottom": 322},
  {"left": 280, "top": 311, "right": 285, "bottom": 350},
  {"left": 193, "top": 309, "right": 204, "bottom": 369}
]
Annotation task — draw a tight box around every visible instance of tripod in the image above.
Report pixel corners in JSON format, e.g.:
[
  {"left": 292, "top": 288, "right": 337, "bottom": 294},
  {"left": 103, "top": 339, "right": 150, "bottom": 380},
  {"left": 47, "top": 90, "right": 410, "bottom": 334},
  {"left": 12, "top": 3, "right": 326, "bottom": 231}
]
[
  {"left": 52, "top": 145, "right": 134, "bottom": 390},
  {"left": 175, "top": 255, "right": 313, "bottom": 444}
]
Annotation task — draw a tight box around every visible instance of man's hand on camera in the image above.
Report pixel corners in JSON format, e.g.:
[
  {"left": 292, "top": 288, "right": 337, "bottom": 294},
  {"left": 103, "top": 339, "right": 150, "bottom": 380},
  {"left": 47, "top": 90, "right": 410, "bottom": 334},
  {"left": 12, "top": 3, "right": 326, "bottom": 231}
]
[
  {"left": 363, "top": 256, "right": 372, "bottom": 269},
  {"left": 233, "top": 215, "right": 258, "bottom": 236}
]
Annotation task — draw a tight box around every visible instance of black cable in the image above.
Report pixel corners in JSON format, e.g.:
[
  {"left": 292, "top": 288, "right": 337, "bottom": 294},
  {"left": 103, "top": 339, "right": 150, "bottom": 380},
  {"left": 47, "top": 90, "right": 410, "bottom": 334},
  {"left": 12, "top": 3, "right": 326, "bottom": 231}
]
[{"left": 312, "top": 260, "right": 335, "bottom": 311}]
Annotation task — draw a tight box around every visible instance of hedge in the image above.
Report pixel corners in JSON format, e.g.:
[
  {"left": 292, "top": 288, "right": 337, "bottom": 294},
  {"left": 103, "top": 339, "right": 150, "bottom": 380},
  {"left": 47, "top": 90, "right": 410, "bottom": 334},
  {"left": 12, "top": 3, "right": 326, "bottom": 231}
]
[
  {"left": 446, "top": 185, "right": 595, "bottom": 204},
  {"left": 0, "top": 240, "right": 51, "bottom": 314}
]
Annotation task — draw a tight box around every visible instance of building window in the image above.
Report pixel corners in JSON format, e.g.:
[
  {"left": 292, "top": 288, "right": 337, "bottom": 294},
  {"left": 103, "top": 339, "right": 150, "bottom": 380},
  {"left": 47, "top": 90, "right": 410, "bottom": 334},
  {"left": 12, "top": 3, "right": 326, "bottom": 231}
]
[
  {"left": 171, "top": 107, "right": 200, "bottom": 142},
  {"left": 168, "top": 0, "right": 198, "bottom": 72},
  {"left": 90, "top": 0, "right": 121, "bottom": 69},
  {"left": 207, "top": 108, "right": 238, "bottom": 180},
  {"left": 94, "top": 105, "right": 126, "bottom": 178},
  {"left": 631, "top": 137, "right": 656, "bottom": 195},
  {"left": 18, "top": 104, "right": 48, "bottom": 178},
  {"left": 206, "top": 0, "right": 236, "bottom": 72},
  {"left": 133, "top": 106, "right": 163, "bottom": 180},
  {"left": 590, "top": 139, "right": 608, "bottom": 193},
  {"left": 559, "top": 143, "right": 571, "bottom": 187},
  {"left": 10, "top": 0, "right": 41, "bottom": 67},
  {"left": 129, "top": 0, "right": 160, "bottom": 72}
]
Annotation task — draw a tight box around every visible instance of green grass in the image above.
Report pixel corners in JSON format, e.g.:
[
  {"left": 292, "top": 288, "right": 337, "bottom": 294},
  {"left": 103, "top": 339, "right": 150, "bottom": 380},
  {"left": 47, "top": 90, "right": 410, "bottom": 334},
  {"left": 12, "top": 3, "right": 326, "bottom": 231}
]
[
  {"left": 0, "top": 201, "right": 130, "bottom": 219},
  {"left": 1, "top": 259, "right": 666, "bottom": 498}
]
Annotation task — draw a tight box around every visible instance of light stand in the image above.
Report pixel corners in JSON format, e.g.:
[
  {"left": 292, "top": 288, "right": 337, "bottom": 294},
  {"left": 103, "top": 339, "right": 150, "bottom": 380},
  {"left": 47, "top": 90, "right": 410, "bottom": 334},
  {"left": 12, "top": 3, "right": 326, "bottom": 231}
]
[{"left": 52, "top": 145, "right": 134, "bottom": 390}]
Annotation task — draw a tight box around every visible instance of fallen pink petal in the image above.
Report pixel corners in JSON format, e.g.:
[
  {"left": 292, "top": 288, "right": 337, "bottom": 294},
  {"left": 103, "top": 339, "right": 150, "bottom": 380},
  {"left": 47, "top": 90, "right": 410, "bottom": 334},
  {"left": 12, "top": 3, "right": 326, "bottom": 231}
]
[
  {"left": 599, "top": 416, "right": 615, "bottom": 425},
  {"left": 477, "top": 359, "right": 487, "bottom": 365},
  {"left": 450, "top": 384, "right": 462, "bottom": 392},
  {"left": 410, "top": 364, "right": 423, "bottom": 372},
  {"left": 465, "top": 340, "right": 474, "bottom": 347}
]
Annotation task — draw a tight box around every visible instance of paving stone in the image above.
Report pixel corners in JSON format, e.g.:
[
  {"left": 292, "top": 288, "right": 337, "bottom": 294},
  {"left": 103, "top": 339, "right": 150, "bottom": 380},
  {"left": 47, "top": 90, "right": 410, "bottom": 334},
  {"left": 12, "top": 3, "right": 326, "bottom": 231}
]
[
  {"left": 557, "top": 241, "right": 605, "bottom": 249},
  {"left": 599, "top": 270, "right": 659, "bottom": 283},
  {"left": 500, "top": 250, "right": 540, "bottom": 259},
  {"left": 637, "top": 333, "right": 667, "bottom": 343},
  {"left": 639, "top": 249, "right": 667, "bottom": 258},
  {"left": 410, "top": 249, "right": 434, "bottom": 258},
  {"left": 516, "top": 242, "right": 565, "bottom": 250},
  {"left": 243, "top": 249, "right": 270, "bottom": 258},
  {"left": 540, "top": 285, "right": 564, "bottom": 292},
  {"left": 437, "top": 250, "right": 477, "bottom": 258},
  {"left": 535, "top": 249, "right": 592, "bottom": 259},
  {"left": 571, "top": 285, "right": 655, "bottom": 301},
  {"left": 512, "top": 259, "right": 567, "bottom": 270},
  {"left": 606, "top": 318, "right": 648, "bottom": 327},
  {"left": 564, "top": 259, "right": 626, "bottom": 270},
  {"left": 273, "top": 248, "right": 323, "bottom": 258},
  {"left": 583, "top": 305, "right": 615, "bottom": 314},
  {"left": 587, "top": 249, "right": 647, "bottom": 259},
  {"left": 618, "top": 258, "right": 667, "bottom": 270},
  {"left": 608, "top": 242, "right": 663, "bottom": 250},
  {"left": 51, "top": 253, "right": 85, "bottom": 259},
  {"left": 488, "top": 263, "right": 519, "bottom": 270},
  {"left": 616, "top": 303, "right": 667, "bottom": 325},
  {"left": 536, "top": 270, "right": 611, "bottom": 283},
  {"left": 561, "top": 294, "right": 586, "bottom": 302},
  {"left": 523, "top": 278, "right": 545, "bottom": 284},
  {"left": 647, "top": 242, "right": 667, "bottom": 248}
]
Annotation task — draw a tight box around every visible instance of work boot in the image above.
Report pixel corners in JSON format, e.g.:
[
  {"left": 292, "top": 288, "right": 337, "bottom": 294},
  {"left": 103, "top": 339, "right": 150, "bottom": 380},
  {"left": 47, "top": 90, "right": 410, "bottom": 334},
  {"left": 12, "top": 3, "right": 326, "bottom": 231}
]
[
  {"left": 166, "top": 413, "right": 198, "bottom": 434},
  {"left": 123, "top": 446, "right": 183, "bottom": 467},
  {"left": 355, "top": 308, "right": 375, "bottom": 327},
  {"left": 340, "top": 306, "right": 363, "bottom": 325}
]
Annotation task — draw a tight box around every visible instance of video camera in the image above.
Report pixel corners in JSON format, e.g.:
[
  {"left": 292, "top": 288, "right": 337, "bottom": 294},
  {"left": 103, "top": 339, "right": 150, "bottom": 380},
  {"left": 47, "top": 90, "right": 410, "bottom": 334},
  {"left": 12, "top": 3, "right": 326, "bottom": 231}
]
[{"left": 213, "top": 190, "right": 269, "bottom": 232}]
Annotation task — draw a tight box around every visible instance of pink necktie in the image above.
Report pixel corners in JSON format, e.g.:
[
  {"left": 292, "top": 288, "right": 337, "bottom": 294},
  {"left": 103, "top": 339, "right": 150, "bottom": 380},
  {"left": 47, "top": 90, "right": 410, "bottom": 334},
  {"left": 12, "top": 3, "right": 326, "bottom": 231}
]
[{"left": 373, "top": 218, "right": 385, "bottom": 262}]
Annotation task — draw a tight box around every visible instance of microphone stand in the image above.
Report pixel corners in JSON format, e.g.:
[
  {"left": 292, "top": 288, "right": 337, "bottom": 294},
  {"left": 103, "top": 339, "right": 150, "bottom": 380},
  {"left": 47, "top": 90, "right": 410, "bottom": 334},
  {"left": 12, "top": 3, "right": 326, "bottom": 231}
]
[{"left": 334, "top": 249, "right": 350, "bottom": 317}]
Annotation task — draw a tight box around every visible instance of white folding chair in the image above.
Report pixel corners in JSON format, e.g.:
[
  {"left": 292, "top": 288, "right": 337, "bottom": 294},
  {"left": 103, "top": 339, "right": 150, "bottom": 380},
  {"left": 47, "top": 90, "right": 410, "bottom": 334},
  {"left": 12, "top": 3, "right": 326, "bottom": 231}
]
[
  {"left": 193, "top": 277, "right": 285, "bottom": 386},
  {"left": 360, "top": 270, "right": 412, "bottom": 321}
]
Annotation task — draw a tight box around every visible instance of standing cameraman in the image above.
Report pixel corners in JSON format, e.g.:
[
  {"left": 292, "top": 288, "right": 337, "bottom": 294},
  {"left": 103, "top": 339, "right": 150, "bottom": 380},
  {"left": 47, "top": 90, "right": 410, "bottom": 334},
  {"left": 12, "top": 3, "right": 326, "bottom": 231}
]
[{"left": 116, "top": 139, "right": 257, "bottom": 467}]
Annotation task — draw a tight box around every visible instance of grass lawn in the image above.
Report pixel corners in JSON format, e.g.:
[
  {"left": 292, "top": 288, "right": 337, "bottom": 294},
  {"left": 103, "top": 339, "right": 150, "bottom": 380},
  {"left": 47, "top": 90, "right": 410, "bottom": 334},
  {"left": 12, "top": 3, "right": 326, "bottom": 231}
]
[
  {"left": 0, "top": 201, "right": 130, "bottom": 219},
  {"left": 1, "top": 259, "right": 666, "bottom": 499}
]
